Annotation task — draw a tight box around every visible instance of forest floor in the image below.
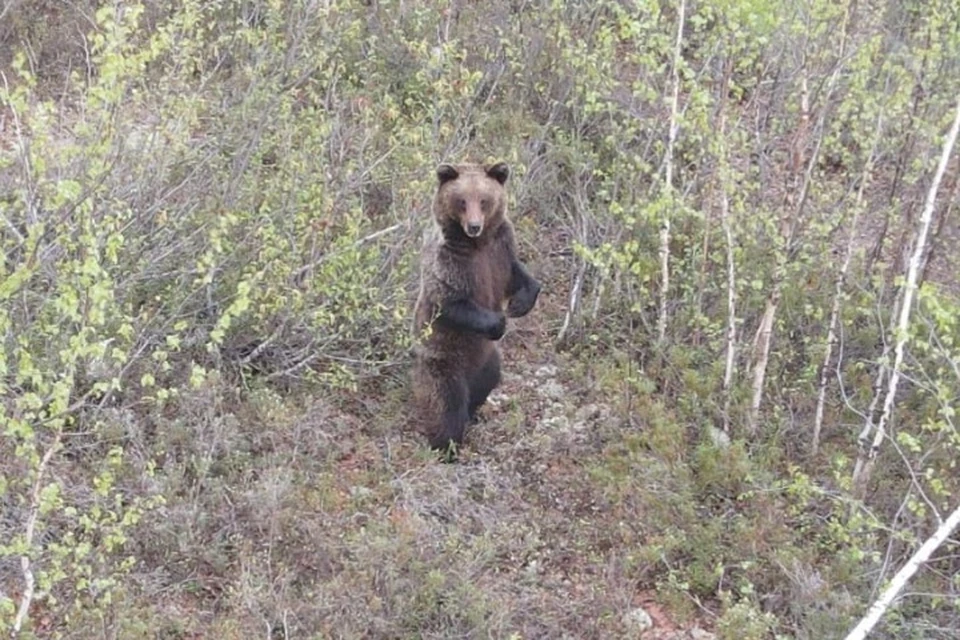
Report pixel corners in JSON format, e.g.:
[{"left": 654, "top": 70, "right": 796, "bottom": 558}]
[{"left": 97, "top": 262, "right": 722, "bottom": 639}]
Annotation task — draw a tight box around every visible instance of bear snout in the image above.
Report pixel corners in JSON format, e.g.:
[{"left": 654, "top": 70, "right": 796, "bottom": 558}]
[{"left": 460, "top": 216, "right": 483, "bottom": 238}]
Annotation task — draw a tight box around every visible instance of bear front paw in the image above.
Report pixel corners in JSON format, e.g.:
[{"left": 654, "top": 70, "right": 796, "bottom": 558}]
[
  {"left": 507, "top": 280, "right": 541, "bottom": 318},
  {"left": 488, "top": 313, "right": 507, "bottom": 340}
]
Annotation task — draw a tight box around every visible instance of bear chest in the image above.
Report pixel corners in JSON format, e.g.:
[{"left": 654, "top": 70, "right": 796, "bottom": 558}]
[{"left": 469, "top": 246, "right": 511, "bottom": 310}]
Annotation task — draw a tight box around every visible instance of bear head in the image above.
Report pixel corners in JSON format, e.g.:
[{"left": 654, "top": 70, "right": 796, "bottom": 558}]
[{"left": 433, "top": 162, "right": 509, "bottom": 240}]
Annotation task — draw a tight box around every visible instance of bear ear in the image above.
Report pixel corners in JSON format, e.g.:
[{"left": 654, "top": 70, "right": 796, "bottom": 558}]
[
  {"left": 436, "top": 164, "right": 459, "bottom": 184},
  {"left": 485, "top": 162, "right": 509, "bottom": 185}
]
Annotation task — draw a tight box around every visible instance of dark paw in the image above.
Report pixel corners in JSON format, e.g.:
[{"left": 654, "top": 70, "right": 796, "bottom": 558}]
[
  {"left": 487, "top": 313, "right": 507, "bottom": 340},
  {"left": 507, "top": 280, "right": 541, "bottom": 318},
  {"left": 428, "top": 436, "right": 461, "bottom": 462}
]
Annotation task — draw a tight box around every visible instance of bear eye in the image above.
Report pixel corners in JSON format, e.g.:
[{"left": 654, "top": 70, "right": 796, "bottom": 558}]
[
  {"left": 457, "top": 198, "right": 467, "bottom": 210},
  {"left": 480, "top": 198, "right": 490, "bottom": 209}
]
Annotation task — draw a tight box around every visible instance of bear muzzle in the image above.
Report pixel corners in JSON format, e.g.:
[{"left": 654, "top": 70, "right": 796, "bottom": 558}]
[{"left": 462, "top": 215, "right": 485, "bottom": 237}]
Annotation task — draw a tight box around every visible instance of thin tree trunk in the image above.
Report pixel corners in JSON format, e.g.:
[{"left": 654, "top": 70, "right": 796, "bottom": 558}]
[
  {"left": 852, "top": 98, "right": 960, "bottom": 497},
  {"left": 13, "top": 433, "right": 61, "bottom": 636},
  {"left": 711, "top": 58, "right": 737, "bottom": 433},
  {"left": 558, "top": 258, "right": 586, "bottom": 346},
  {"left": 747, "top": 14, "right": 851, "bottom": 434},
  {"left": 747, "top": 67, "right": 807, "bottom": 432},
  {"left": 844, "top": 501, "right": 960, "bottom": 640},
  {"left": 851, "top": 348, "right": 889, "bottom": 490},
  {"left": 747, "top": 69, "right": 810, "bottom": 435},
  {"left": 812, "top": 112, "right": 885, "bottom": 455},
  {"left": 657, "top": 0, "right": 685, "bottom": 345},
  {"left": 865, "top": 49, "right": 928, "bottom": 281},
  {"left": 693, "top": 216, "right": 711, "bottom": 348},
  {"left": 748, "top": 280, "right": 782, "bottom": 434},
  {"left": 721, "top": 200, "right": 736, "bottom": 434}
]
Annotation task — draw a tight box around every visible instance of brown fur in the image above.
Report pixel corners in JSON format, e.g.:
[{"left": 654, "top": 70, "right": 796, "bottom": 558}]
[{"left": 411, "top": 162, "right": 540, "bottom": 454}]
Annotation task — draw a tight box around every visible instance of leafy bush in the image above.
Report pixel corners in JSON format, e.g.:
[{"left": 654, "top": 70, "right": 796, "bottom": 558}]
[{"left": 3, "top": 0, "right": 960, "bottom": 637}]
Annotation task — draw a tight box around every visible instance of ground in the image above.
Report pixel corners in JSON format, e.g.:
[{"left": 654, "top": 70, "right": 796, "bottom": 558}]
[{"left": 106, "top": 307, "right": 718, "bottom": 639}]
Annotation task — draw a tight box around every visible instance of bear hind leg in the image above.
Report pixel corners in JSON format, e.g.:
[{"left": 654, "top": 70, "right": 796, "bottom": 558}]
[
  {"left": 468, "top": 348, "right": 502, "bottom": 422},
  {"left": 427, "top": 377, "right": 470, "bottom": 454}
]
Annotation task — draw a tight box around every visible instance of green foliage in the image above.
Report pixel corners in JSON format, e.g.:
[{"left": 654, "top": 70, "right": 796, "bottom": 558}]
[
  {"left": 3, "top": 0, "right": 960, "bottom": 636},
  {"left": 0, "top": 0, "right": 418, "bottom": 631},
  {"left": 716, "top": 596, "right": 778, "bottom": 640}
]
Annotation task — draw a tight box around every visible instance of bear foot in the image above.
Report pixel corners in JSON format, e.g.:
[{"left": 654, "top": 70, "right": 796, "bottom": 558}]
[{"left": 428, "top": 436, "right": 462, "bottom": 463}]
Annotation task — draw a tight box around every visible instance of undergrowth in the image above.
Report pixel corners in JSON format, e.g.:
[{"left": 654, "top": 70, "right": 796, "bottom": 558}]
[{"left": 3, "top": 0, "right": 960, "bottom": 638}]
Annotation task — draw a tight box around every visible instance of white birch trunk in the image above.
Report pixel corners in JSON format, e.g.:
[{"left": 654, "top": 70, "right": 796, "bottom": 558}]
[
  {"left": 746, "top": 70, "right": 810, "bottom": 435},
  {"left": 714, "top": 63, "right": 737, "bottom": 434},
  {"left": 747, "top": 37, "right": 850, "bottom": 434},
  {"left": 850, "top": 353, "right": 889, "bottom": 490},
  {"left": 657, "top": 0, "right": 686, "bottom": 345},
  {"left": 13, "top": 435, "right": 61, "bottom": 636},
  {"left": 748, "top": 281, "right": 781, "bottom": 434},
  {"left": 844, "top": 501, "right": 960, "bottom": 640},
  {"left": 720, "top": 169, "right": 736, "bottom": 434},
  {"left": 851, "top": 98, "right": 960, "bottom": 494},
  {"left": 558, "top": 258, "right": 586, "bottom": 345}
]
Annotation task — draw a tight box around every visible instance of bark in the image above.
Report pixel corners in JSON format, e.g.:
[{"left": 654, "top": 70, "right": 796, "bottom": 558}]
[
  {"left": 558, "top": 258, "right": 586, "bottom": 346},
  {"left": 748, "top": 280, "right": 782, "bottom": 435},
  {"left": 918, "top": 173, "right": 959, "bottom": 286},
  {"left": 747, "top": 71, "right": 810, "bottom": 434},
  {"left": 13, "top": 434, "right": 61, "bottom": 636}
]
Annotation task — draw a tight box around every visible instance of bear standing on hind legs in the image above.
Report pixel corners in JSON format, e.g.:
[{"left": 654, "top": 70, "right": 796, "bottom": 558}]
[{"left": 412, "top": 162, "right": 541, "bottom": 455}]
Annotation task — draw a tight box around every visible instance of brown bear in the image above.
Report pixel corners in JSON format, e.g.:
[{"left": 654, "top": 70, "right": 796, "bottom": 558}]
[{"left": 412, "top": 161, "right": 541, "bottom": 453}]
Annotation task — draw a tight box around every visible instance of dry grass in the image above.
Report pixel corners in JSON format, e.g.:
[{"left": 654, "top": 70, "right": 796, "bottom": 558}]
[{"left": 77, "top": 303, "right": 712, "bottom": 639}]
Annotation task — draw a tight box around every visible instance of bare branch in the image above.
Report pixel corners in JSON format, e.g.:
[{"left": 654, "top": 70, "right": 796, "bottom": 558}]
[
  {"left": 291, "top": 223, "right": 403, "bottom": 282},
  {"left": 0, "top": 0, "right": 24, "bottom": 24}
]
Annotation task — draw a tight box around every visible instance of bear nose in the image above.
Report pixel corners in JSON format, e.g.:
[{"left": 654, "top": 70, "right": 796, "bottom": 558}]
[{"left": 466, "top": 223, "right": 482, "bottom": 237}]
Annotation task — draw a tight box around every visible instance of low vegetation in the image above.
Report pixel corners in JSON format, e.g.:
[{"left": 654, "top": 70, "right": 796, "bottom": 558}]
[{"left": 2, "top": 1, "right": 960, "bottom": 638}]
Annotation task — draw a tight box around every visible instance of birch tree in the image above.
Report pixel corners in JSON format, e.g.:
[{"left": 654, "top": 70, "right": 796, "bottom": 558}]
[
  {"left": 657, "top": 0, "right": 686, "bottom": 346},
  {"left": 811, "top": 112, "right": 884, "bottom": 455},
  {"left": 747, "top": 68, "right": 840, "bottom": 434},
  {"left": 844, "top": 501, "right": 960, "bottom": 640},
  {"left": 715, "top": 60, "right": 737, "bottom": 434},
  {"left": 851, "top": 98, "right": 960, "bottom": 496}
]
